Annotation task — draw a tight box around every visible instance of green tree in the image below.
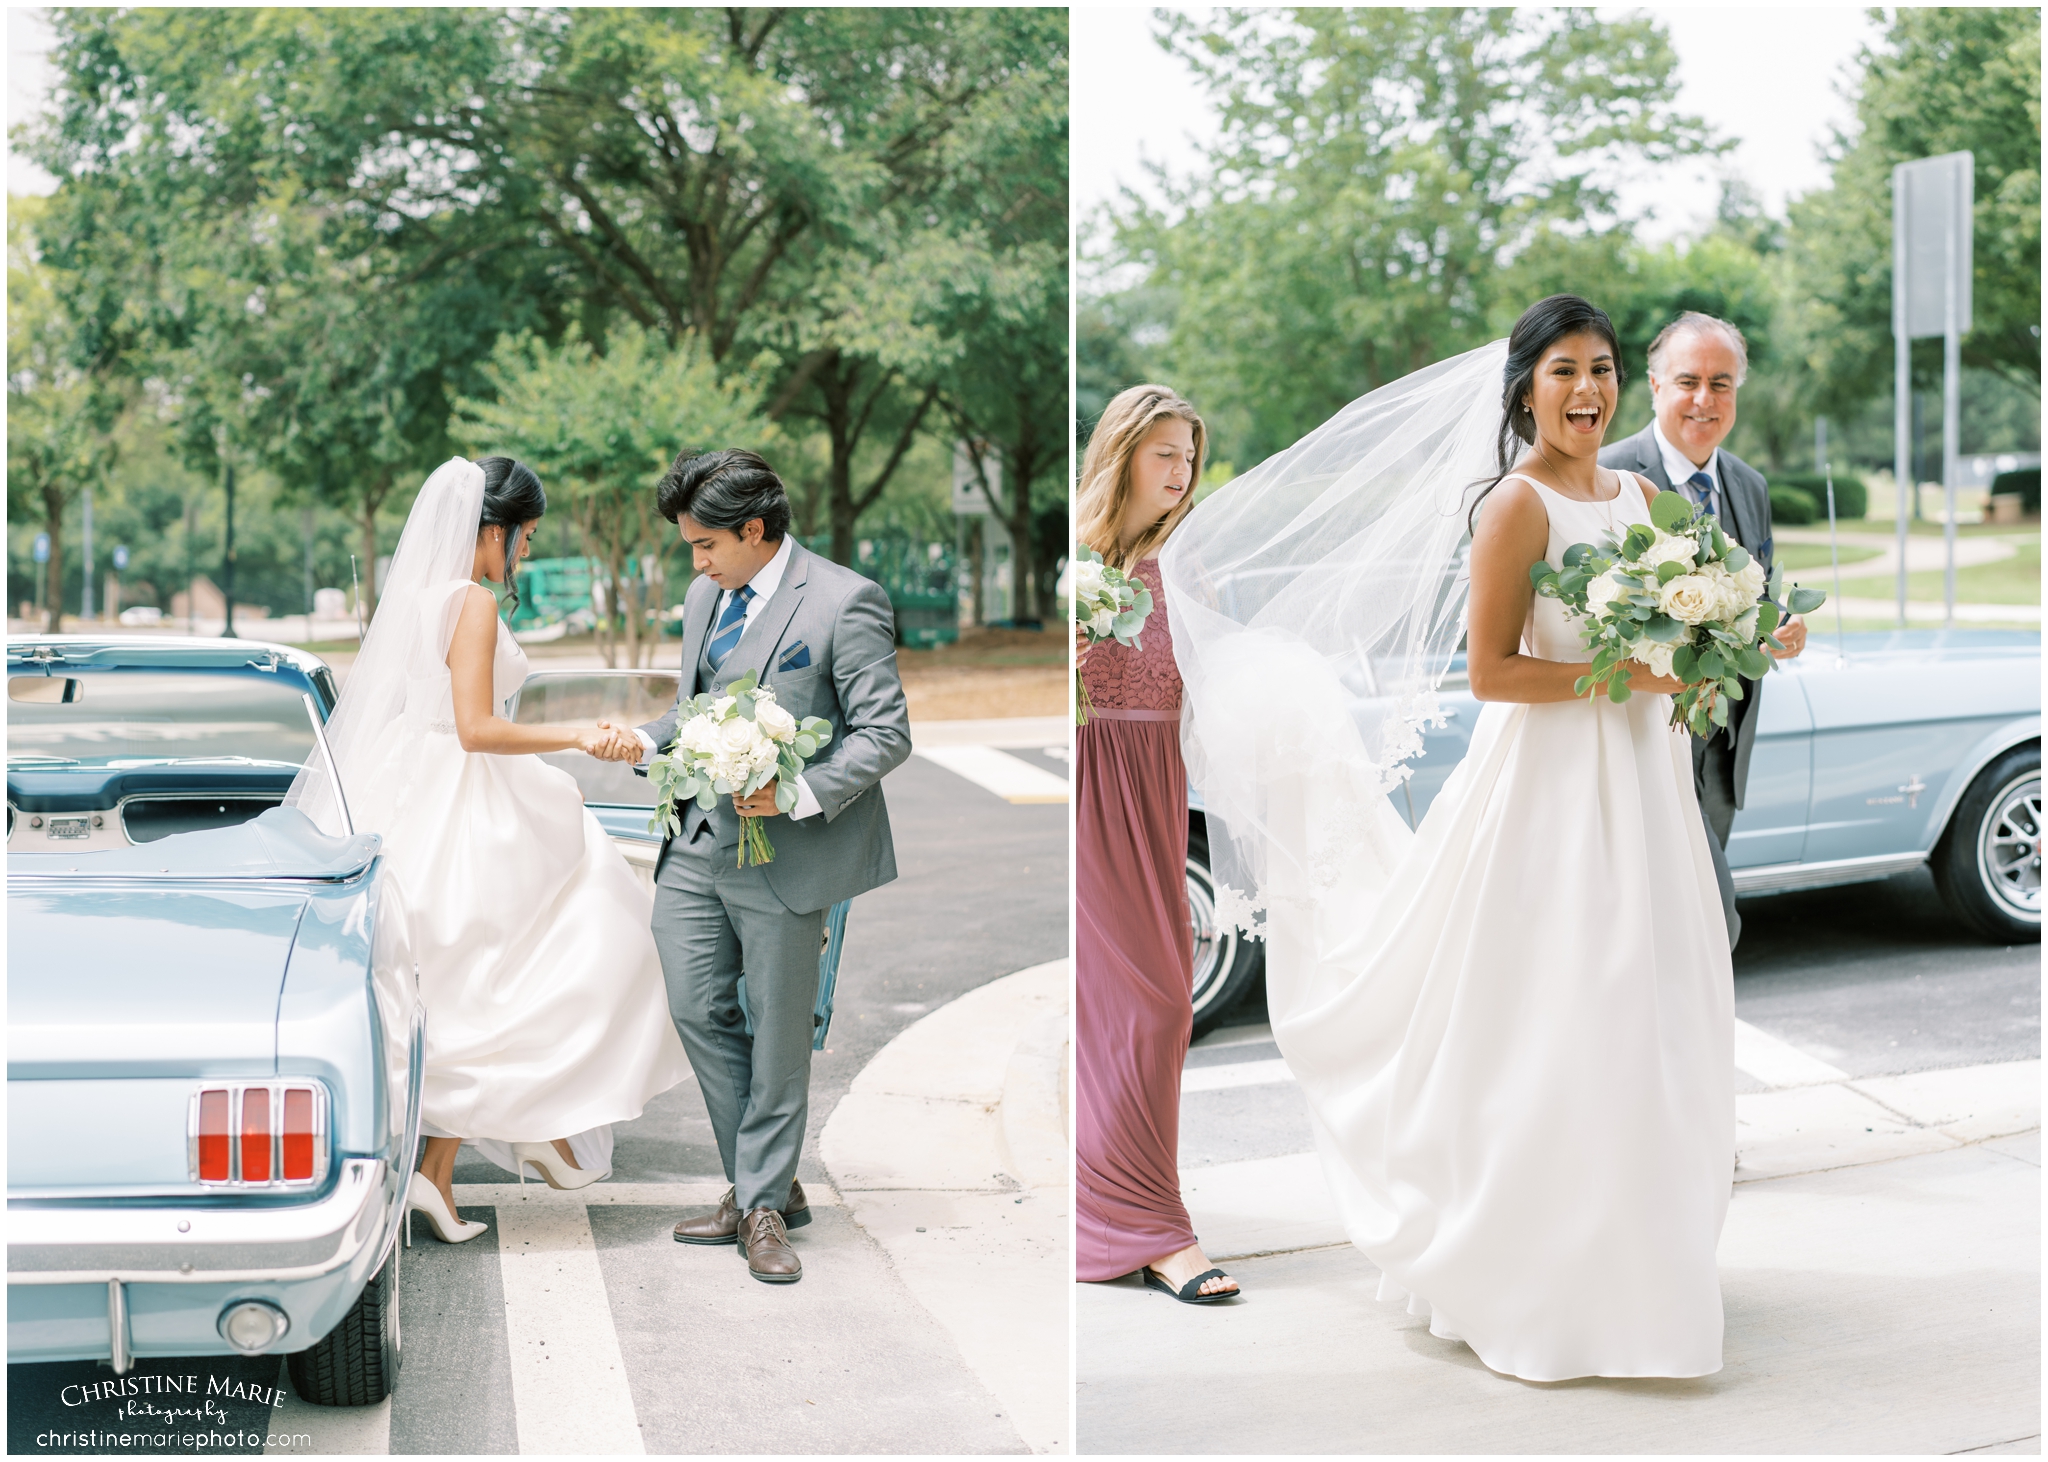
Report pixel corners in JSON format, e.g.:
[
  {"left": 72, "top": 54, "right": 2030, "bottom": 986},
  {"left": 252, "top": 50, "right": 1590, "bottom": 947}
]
[
  {"left": 458, "top": 324, "right": 775, "bottom": 668},
  {"left": 7, "top": 197, "right": 123, "bottom": 632},
  {"left": 1112, "top": 7, "right": 1718, "bottom": 465},
  {"left": 1784, "top": 7, "right": 2041, "bottom": 417}
]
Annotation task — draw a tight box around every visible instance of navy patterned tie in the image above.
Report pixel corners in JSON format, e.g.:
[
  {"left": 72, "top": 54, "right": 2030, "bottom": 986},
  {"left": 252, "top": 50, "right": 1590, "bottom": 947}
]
[
  {"left": 1686, "top": 469, "right": 1721, "bottom": 522},
  {"left": 706, "top": 583, "right": 755, "bottom": 671}
]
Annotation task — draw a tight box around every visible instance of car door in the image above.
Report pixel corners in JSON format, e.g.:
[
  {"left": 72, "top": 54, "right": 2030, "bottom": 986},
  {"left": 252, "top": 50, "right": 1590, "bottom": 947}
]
[
  {"left": 1797, "top": 648, "right": 2010, "bottom": 865},
  {"left": 509, "top": 669, "right": 682, "bottom": 885},
  {"left": 1725, "top": 665, "right": 1815, "bottom": 869}
]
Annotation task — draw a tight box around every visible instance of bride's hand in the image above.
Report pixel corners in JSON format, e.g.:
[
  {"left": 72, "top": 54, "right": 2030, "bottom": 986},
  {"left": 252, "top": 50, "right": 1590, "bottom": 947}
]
[
  {"left": 576, "top": 725, "right": 634, "bottom": 762},
  {"left": 1615, "top": 661, "right": 1687, "bottom": 697}
]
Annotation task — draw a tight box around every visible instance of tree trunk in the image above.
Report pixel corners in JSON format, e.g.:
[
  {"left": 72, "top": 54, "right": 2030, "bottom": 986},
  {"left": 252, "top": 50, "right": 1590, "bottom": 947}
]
[
  {"left": 819, "top": 355, "right": 860, "bottom": 567},
  {"left": 42, "top": 485, "right": 64, "bottom": 635}
]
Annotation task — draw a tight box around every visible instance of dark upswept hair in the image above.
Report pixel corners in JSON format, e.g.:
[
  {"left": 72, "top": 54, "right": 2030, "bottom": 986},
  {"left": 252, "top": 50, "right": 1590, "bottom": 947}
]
[
  {"left": 1466, "top": 294, "right": 1627, "bottom": 531},
  {"left": 656, "top": 448, "right": 792, "bottom": 541},
  {"left": 476, "top": 456, "right": 546, "bottom": 615}
]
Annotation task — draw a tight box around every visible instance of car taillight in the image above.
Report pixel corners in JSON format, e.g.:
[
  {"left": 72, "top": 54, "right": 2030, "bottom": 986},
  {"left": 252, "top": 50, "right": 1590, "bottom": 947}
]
[
  {"left": 282, "top": 1088, "right": 315, "bottom": 1181},
  {"left": 196, "top": 1089, "right": 231, "bottom": 1181},
  {"left": 240, "top": 1089, "right": 272, "bottom": 1182},
  {"left": 191, "top": 1083, "right": 326, "bottom": 1187}
]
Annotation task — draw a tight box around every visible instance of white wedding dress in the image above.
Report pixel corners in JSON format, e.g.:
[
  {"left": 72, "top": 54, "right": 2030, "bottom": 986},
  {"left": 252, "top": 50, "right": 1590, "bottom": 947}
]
[
  {"left": 352, "top": 577, "right": 691, "bottom": 1177},
  {"left": 1256, "top": 473, "right": 1735, "bottom": 1380}
]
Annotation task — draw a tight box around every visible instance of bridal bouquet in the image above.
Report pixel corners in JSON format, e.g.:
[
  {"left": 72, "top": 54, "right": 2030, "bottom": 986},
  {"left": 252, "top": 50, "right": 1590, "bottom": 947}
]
[
  {"left": 1530, "top": 489, "right": 1827, "bottom": 737},
  {"left": 1071, "top": 545, "right": 1153, "bottom": 726},
  {"left": 647, "top": 670, "right": 833, "bottom": 867}
]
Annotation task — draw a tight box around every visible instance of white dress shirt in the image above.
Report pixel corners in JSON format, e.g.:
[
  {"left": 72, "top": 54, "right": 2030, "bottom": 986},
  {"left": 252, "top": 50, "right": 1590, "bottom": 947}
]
[
  {"left": 1651, "top": 418, "right": 1721, "bottom": 506},
  {"left": 637, "top": 533, "right": 822, "bottom": 821}
]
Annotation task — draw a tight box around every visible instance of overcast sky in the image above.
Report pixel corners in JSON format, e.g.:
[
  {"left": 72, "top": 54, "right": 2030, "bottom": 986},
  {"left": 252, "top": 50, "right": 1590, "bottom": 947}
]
[{"left": 1073, "top": 5, "right": 1884, "bottom": 242}]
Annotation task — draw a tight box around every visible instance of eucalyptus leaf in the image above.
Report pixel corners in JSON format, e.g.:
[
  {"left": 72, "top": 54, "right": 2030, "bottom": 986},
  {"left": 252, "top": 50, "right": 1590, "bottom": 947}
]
[
  {"left": 1722, "top": 545, "right": 1751, "bottom": 573},
  {"left": 1644, "top": 614, "right": 1683, "bottom": 642},
  {"left": 1787, "top": 586, "right": 1828, "bottom": 615},
  {"left": 1649, "top": 491, "right": 1692, "bottom": 532},
  {"left": 1698, "top": 648, "right": 1725, "bottom": 679},
  {"left": 1710, "top": 694, "right": 1730, "bottom": 728},
  {"left": 1562, "top": 542, "right": 1595, "bottom": 568}
]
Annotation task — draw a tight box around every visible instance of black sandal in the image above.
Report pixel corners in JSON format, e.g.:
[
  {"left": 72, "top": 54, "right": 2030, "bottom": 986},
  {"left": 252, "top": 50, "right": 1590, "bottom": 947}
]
[{"left": 1141, "top": 1265, "right": 1241, "bottom": 1304}]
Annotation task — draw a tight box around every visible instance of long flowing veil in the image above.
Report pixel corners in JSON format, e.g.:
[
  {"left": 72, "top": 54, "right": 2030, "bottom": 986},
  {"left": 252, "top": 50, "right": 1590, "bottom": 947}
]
[
  {"left": 286, "top": 457, "right": 485, "bottom": 834},
  {"left": 1159, "top": 340, "right": 1509, "bottom": 938}
]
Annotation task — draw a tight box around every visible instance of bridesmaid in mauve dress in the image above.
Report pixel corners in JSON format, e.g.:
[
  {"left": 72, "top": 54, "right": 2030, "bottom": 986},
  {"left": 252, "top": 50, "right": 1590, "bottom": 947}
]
[{"left": 1075, "top": 385, "right": 1241, "bottom": 1304}]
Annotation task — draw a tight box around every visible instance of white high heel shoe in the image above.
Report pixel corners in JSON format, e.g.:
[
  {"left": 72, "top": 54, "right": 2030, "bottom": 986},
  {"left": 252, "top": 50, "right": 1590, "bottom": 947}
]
[
  {"left": 407, "top": 1172, "right": 489, "bottom": 1245},
  {"left": 511, "top": 1141, "right": 609, "bottom": 1191}
]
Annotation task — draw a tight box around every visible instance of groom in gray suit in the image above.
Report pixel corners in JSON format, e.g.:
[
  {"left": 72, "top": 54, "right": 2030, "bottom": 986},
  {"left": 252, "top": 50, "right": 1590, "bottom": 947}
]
[
  {"left": 1600, "top": 312, "right": 1807, "bottom": 948},
  {"left": 628, "top": 449, "right": 911, "bottom": 1284}
]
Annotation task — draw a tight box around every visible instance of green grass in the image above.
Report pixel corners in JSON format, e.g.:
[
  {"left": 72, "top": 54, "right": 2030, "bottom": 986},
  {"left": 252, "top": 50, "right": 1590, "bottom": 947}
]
[
  {"left": 1775, "top": 543, "right": 1882, "bottom": 572},
  {"left": 1791, "top": 516, "right": 2038, "bottom": 539},
  {"left": 1903, "top": 539, "right": 2042, "bottom": 605}
]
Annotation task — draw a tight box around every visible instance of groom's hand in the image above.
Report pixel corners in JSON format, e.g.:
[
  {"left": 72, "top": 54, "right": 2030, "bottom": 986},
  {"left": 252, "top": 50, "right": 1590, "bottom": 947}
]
[{"left": 733, "top": 781, "right": 780, "bottom": 819}]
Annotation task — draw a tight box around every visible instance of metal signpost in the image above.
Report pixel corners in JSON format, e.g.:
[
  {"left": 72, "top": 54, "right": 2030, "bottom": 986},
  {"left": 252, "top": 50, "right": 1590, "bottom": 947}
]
[
  {"left": 33, "top": 533, "right": 50, "bottom": 621},
  {"left": 1892, "top": 151, "right": 1973, "bottom": 629}
]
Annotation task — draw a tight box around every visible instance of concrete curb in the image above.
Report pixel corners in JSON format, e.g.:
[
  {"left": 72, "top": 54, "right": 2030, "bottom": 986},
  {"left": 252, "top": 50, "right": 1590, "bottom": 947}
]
[{"left": 821, "top": 959, "right": 1071, "bottom": 1454}]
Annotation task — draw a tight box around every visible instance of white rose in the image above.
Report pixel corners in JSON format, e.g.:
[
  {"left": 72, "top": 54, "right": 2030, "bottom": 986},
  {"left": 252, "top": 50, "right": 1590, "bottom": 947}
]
[
  {"left": 1072, "top": 561, "right": 1106, "bottom": 602},
  {"left": 1730, "top": 556, "right": 1766, "bottom": 604},
  {"left": 678, "top": 713, "right": 720, "bottom": 756},
  {"left": 1658, "top": 573, "right": 1720, "bottom": 624},
  {"left": 1639, "top": 638, "right": 1679, "bottom": 680},
  {"left": 1087, "top": 608, "right": 1116, "bottom": 637},
  {"left": 1734, "top": 606, "right": 1760, "bottom": 642},
  {"left": 711, "top": 695, "right": 736, "bottom": 718},
  {"left": 1584, "top": 570, "right": 1629, "bottom": 613},
  {"left": 755, "top": 700, "right": 797, "bottom": 743},
  {"left": 716, "top": 717, "right": 759, "bottom": 755},
  {"left": 1645, "top": 533, "right": 1698, "bottom": 570}
]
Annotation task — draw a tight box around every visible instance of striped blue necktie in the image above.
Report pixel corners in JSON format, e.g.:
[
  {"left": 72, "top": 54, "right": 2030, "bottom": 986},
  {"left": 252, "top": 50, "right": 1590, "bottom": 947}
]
[
  {"left": 1686, "top": 469, "right": 1721, "bottom": 522},
  {"left": 707, "top": 583, "right": 754, "bottom": 671}
]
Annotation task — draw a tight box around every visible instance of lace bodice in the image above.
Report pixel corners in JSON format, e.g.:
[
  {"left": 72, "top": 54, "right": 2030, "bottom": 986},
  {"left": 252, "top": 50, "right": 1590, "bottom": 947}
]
[{"left": 1080, "top": 558, "right": 1182, "bottom": 714}]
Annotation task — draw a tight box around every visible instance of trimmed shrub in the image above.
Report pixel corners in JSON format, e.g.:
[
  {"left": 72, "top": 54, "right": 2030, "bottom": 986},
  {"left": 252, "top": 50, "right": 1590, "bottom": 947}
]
[
  {"left": 1768, "top": 485, "right": 1818, "bottom": 525},
  {"left": 1992, "top": 467, "right": 2040, "bottom": 514},
  {"left": 1773, "top": 470, "right": 1868, "bottom": 520}
]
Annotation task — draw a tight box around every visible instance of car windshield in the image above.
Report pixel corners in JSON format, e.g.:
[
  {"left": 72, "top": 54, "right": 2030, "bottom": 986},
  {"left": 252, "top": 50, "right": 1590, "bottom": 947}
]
[{"left": 7, "top": 672, "right": 316, "bottom": 769}]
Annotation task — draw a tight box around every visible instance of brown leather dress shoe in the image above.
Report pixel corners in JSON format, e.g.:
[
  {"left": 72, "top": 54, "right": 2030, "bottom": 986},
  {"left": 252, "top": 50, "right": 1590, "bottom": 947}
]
[
  {"left": 672, "top": 1180, "right": 810, "bottom": 1245},
  {"left": 737, "top": 1207, "right": 802, "bottom": 1284}
]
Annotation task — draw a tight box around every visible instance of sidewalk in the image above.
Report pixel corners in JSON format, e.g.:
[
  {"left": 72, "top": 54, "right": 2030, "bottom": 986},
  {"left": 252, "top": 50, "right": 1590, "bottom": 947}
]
[
  {"left": 1077, "top": 1051, "right": 2040, "bottom": 1455},
  {"left": 823, "top": 959, "right": 1071, "bottom": 1454}
]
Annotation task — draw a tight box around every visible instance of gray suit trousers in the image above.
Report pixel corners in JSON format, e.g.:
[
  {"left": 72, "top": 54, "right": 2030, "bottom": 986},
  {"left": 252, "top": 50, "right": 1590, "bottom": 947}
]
[
  {"left": 1692, "top": 734, "right": 1743, "bottom": 951},
  {"left": 652, "top": 827, "right": 825, "bottom": 1213}
]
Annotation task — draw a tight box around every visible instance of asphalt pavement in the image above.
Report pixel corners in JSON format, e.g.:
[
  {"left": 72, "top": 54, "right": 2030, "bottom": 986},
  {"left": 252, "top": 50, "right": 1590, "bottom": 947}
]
[
  {"left": 1078, "top": 867, "right": 2041, "bottom": 1455},
  {"left": 8, "top": 723, "right": 1069, "bottom": 1457}
]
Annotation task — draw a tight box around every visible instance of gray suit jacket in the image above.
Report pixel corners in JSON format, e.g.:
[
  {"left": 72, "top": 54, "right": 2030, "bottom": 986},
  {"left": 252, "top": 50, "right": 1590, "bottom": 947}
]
[
  {"left": 1599, "top": 423, "right": 1776, "bottom": 808},
  {"left": 639, "top": 541, "right": 912, "bottom": 914}
]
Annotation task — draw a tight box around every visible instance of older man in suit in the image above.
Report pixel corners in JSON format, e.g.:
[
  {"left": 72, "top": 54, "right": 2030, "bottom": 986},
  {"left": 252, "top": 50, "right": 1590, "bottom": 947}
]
[
  {"left": 624, "top": 448, "right": 911, "bottom": 1284},
  {"left": 1600, "top": 312, "right": 1807, "bottom": 948}
]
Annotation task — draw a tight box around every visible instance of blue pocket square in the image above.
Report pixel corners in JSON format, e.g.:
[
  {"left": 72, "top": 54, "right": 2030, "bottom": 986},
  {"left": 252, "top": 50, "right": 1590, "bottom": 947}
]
[{"left": 777, "top": 641, "right": 812, "bottom": 671}]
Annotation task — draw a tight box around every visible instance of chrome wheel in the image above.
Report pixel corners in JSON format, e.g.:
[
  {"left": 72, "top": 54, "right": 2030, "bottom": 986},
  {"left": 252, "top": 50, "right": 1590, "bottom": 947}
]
[
  {"left": 1978, "top": 773, "right": 2043, "bottom": 920},
  {"left": 1187, "top": 857, "right": 1232, "bottom": 1018}
]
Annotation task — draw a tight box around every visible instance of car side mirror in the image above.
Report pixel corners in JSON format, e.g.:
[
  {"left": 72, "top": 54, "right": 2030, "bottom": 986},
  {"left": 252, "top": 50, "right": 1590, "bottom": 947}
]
[{"left": 9, "top": 677, "right": 82, "bottom": 705}]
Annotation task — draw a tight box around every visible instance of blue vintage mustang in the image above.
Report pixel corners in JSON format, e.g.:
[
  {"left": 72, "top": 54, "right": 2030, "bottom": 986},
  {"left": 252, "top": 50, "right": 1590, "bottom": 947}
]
[
  {"left": 1189, "top": 628, "right": 2043, "bottom": 1035},
  {"left": 7, "top": 636, "right": 419, "bottom": 1406}
]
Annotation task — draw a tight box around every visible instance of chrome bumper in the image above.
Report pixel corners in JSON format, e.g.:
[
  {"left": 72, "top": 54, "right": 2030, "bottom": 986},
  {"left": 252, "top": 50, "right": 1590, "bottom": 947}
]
[{"left": 6, "top": 1157, "right": 389, "bottom": 1287}]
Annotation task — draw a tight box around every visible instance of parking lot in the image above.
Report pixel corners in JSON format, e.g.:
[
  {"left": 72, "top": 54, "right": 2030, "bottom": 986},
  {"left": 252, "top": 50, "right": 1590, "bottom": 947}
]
[
  {"left": 8, "top": 727, "right": 1070, "bottom": 1457},
  {"left": 1079, "top": 868, "right": 2040, "bottom": 1455}
]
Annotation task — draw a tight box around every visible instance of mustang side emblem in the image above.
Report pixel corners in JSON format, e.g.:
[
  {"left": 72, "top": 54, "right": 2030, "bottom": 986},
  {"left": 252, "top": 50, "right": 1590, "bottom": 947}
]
[{"left": 1868, "top": 775, "right": 1927, "bottom": 809}]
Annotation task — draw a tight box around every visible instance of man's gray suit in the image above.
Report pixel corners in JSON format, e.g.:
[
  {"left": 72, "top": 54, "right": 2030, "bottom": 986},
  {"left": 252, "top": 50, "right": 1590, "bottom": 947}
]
[
  {"left": 1601, "top": 423, "right": 1777, "bottom": 947},
  {"left": 638, "top": 541, "right": 911, "bottom": 1213}
]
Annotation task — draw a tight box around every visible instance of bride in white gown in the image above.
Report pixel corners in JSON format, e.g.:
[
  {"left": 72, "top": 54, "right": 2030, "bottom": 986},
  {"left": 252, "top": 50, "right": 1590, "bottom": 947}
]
[
  {"left": 288, "top": 456, "right": 691, "bottom": 1243},
  {"left": 1162, "top": 295, "right": 1734, "bottom": 1381}
]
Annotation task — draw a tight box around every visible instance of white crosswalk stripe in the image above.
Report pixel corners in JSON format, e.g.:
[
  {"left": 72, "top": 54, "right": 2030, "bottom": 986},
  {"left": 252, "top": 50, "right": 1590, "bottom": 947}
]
[{"left": 913, "top": 744, "right": 1068, "bottom": 803}]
